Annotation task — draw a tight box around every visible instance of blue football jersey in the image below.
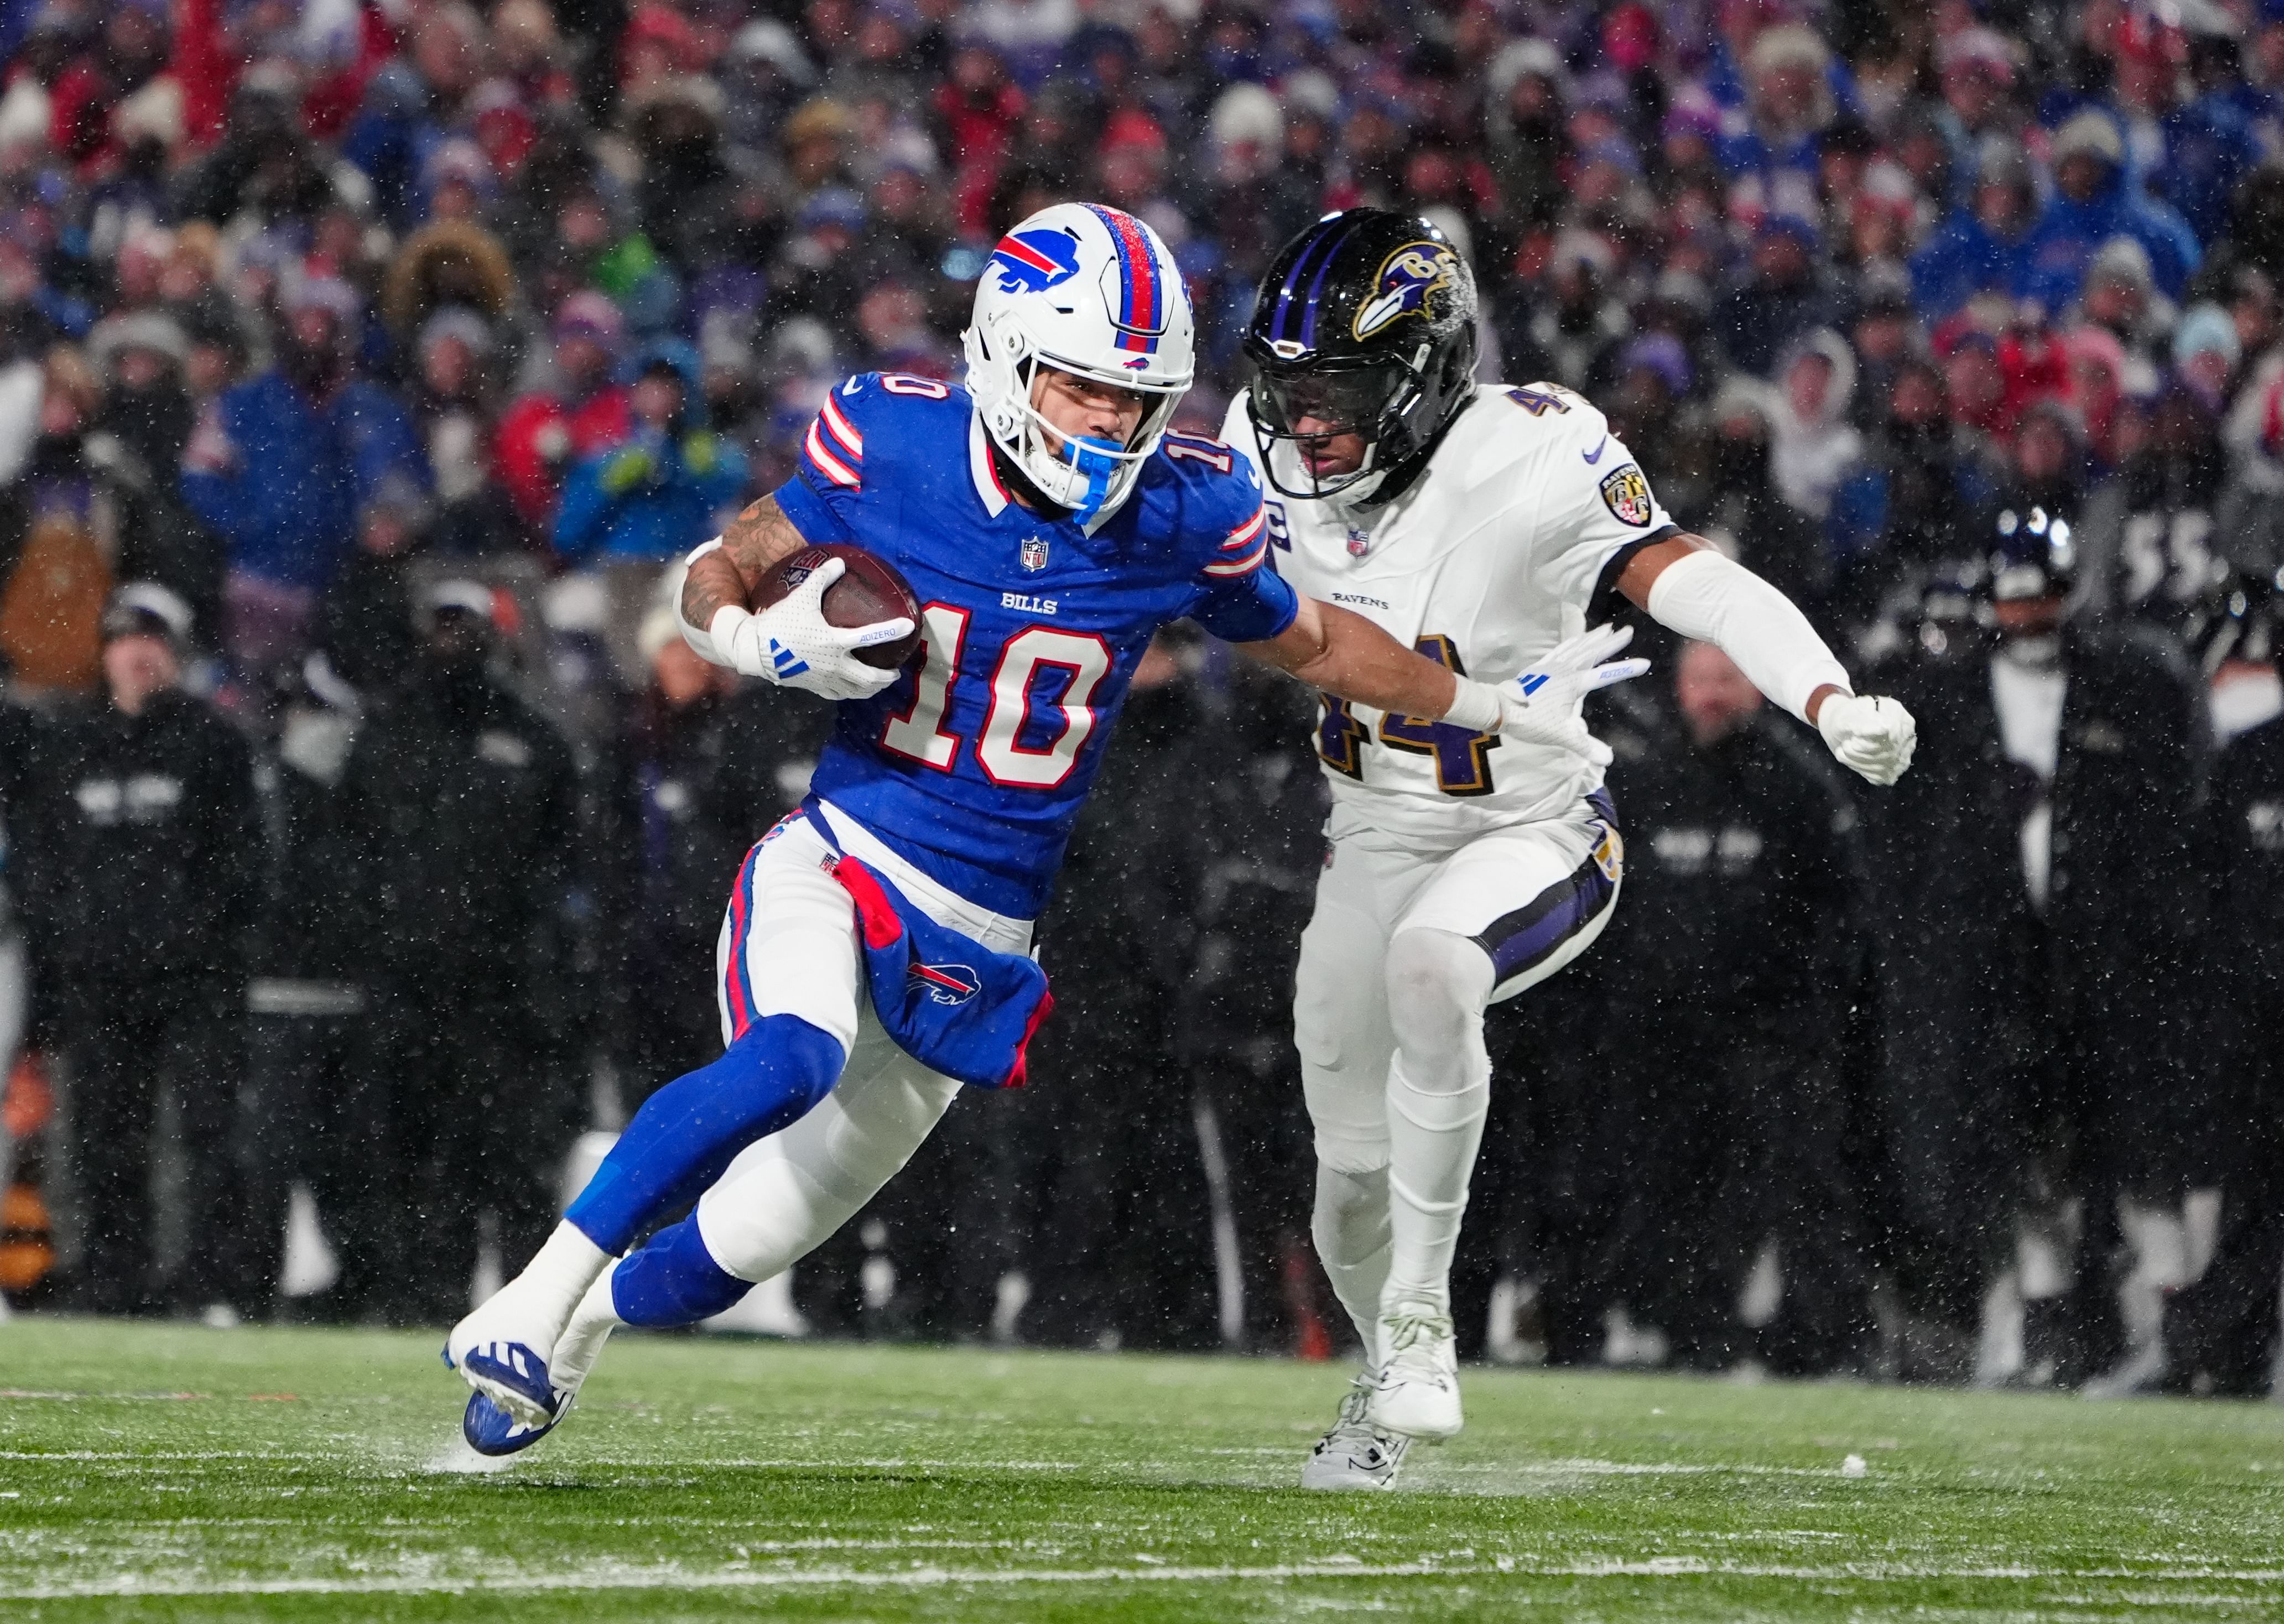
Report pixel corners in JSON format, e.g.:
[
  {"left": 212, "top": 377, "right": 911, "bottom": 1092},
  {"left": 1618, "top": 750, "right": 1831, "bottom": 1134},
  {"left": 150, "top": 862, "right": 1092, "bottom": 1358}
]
[{"left": 772, "top": 372, "right": 1297, "bottom": 918}]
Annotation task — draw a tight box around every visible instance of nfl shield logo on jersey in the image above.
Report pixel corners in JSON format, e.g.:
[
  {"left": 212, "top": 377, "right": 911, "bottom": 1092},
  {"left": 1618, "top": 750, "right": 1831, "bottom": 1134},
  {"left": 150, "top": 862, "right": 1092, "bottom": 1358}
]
[
  {"left": 1020, "top": 535, "right": 1050, "bottom": 572},
  {"left": 1598, "top": 464, "right": 1655, "bottom": 528}
]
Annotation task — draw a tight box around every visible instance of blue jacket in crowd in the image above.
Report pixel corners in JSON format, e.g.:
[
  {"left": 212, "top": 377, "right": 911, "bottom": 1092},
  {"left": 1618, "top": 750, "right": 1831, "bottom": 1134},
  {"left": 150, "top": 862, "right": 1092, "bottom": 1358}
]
[
  {"left": 554, "top": 341, "right": 748, "bottom": 562},
  {"left": 179, "top": 370, "right": 429, "bottom": 592},
  {"left": 2158, "top": 91, "right": 2266, "bottom": 246},
  {"left": 1909, "top": 208, "right": 2033, "bottom": 319},
  {"left": 553, "top": 428, "right": 748, "bottom": 562},
  {"left": 2018, "top": 159, "right": 2203, "bottom": 313}
]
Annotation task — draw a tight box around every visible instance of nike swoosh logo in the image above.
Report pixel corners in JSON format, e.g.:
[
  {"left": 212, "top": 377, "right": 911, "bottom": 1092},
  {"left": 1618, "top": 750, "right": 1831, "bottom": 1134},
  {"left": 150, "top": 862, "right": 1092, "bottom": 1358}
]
[{"left": 1581, "top": 437, "right": 1607, "bottom": 464}]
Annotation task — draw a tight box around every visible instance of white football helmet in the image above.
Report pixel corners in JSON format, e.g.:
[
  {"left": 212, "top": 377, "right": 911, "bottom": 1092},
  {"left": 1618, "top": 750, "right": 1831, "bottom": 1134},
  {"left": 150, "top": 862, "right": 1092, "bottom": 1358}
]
[{"left": 964, "top": 202, "right": 1194, "bottom": 524}]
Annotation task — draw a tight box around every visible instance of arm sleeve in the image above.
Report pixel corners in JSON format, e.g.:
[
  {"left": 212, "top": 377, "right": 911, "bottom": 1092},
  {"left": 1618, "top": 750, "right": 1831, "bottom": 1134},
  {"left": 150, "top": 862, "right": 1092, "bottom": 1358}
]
[{"left": 1645, "top": 548, "right": 1852, "bottom": 723}]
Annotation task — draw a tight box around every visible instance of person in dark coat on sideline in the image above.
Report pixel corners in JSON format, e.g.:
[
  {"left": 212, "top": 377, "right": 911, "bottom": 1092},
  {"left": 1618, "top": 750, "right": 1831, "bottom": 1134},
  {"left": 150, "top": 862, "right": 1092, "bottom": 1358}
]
[
  {"left": 1177, "top": 655, "right": 1331, "bottom": 1355},
  {"left": 1859, "top": 512, "right": 2206, "bottom": 1384},
  {"left": 237, "top": 656, "right": 386, "bottom": 1320},
  {"left": 2163, "top": 667, "right": 2284, "bottom": 1396},
  {"left": 339, "top": 580, "right": 580, "bottom": 1324},
  {"left": 1583, "top": 642, "right": 1871, "bottom": 1374},
  {"left": 600, "top": 600, "right": 750, "bottom": 1105},
  {"left": 1008, "top": 637, "right": 1219, "bottom": 1350},
  {"left": 18, "top": 583, "right": 259, "bottom": 1316}
]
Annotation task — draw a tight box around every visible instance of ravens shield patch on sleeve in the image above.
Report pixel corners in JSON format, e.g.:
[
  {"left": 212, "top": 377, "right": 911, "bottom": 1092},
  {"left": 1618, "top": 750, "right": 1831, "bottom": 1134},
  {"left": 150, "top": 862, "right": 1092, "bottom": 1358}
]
[{"left": 1598, "top": 464, "right": 1655, "bottom": 527}]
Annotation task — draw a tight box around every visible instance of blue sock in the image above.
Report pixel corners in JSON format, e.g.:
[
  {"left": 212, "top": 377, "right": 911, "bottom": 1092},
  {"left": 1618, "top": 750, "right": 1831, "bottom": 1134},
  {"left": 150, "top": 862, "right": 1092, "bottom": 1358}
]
[
  {"left": 565, "top": 1013, "right": 844, "bottom": 1254},
  {"left": 610, "top": 1215, "right": 753, "bottom": 1327}
]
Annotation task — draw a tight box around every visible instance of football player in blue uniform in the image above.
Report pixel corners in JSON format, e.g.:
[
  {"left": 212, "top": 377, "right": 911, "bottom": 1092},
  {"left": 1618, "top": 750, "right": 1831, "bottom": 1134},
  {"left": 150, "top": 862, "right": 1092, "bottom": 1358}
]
[{"left": 444, "top": 203, "right": 1619, "bottom": 1455}]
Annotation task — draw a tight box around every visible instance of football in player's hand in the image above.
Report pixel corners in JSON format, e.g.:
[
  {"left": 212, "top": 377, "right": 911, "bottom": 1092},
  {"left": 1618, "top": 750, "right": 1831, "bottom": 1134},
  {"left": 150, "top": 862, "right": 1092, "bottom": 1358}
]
[{"left": 755, "top": 544, "right": 923, "bottom": 669}]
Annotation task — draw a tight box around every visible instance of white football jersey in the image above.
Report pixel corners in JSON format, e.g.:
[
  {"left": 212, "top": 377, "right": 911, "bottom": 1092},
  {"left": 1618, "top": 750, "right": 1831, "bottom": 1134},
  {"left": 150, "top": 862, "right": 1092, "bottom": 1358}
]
[{"left": 1221, "top": 382, "right": 1674, "bottom": 850}]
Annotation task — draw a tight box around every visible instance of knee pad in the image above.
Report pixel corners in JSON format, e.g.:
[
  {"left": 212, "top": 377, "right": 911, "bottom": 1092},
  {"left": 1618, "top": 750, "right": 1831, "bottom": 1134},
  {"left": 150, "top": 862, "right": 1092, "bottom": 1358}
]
[
  {"left": 1384, "top": 929, "right": 1492, "bottom": 1082},
  {"left": 611, "top": 1215, "right": 753, "bottom": 1328}
]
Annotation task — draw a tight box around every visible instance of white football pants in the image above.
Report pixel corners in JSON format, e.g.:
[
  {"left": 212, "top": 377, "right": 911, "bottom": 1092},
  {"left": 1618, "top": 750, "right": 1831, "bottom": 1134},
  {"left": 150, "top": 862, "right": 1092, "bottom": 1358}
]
[
  {"left": 1295, "top": 794, "right": 1622, "bottom": 1358},
  {"left": 693, "top": 804, "right": 1034, "bottom": 1285}
]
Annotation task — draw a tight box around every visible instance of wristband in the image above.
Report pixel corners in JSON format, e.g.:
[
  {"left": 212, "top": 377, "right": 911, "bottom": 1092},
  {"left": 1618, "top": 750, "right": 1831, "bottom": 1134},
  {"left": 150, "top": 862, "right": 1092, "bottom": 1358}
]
[{"left": 1441, "top": 676, "right": 1504, "bottom": 733}]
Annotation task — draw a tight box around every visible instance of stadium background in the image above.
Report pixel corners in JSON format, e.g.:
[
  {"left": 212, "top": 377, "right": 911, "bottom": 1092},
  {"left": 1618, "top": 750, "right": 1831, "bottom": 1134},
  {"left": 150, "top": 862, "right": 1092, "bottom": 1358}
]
[{"left": 0, "top": 0, "right": 2278, "bottom": 1399}]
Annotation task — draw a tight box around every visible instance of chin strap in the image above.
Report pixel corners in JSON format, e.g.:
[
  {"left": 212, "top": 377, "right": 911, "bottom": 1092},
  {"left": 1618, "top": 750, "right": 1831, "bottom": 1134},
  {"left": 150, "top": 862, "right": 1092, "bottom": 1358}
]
[{"left": 1066, "top": 435, "right": 1123, "bottom": 524}]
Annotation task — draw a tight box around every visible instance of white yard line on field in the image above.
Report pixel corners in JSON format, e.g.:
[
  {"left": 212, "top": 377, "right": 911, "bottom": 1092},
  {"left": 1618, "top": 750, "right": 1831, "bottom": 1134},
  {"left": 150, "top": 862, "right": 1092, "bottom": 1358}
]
[{"left": 2, "top": 1558, "right": 2281, "bottom": 1600}]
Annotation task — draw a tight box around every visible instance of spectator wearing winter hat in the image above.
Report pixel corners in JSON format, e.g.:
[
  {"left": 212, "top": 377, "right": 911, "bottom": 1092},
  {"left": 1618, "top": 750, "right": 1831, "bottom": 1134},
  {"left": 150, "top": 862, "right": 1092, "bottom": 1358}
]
[
  {"left": 2157, "top": 30, "right": 2267, "bottom": 247},
  {"left": 418, "top": 138, "right": 498, "bottom": 225},
  {"left": 1713, "top": 214, "right": 1845, "bottom": 378},
  {"left": 494, "top": 292, "right": 631, "bottom": 537},
  {"left": 2173, "top": 301, "right": 2244, "bottom": 409},
  {"left": 381, "top": 216, "right": 523, "bottom": 373},
  {"left": 409, "top": 309, "right": 520, "bottom": 556},
  {"left": 553, "top": 341, "right": 745, "bottom": 563},
  {"left": 179, "top": 275, "right": 430, "bottom": 674},
  {"left": 1911, "top": 137, "right": 2038, "bottom": 321},
  {"left": 1719, "top": 25, "right": 1840, "bottom": 226},
  {"left": 80, "top": 320, "right": 228, "bottom": 638},
  {"left": 1604, "top": 331, "right": 1694, "bottom": 452},
  {"left": 1512, "top": 229, "right": 1633, "bottom": 393},
  {"left": 2021, "top": 109, "right": 2202, "bottom": 314},
  {"left": 2073, "top": 236, "right": 2177, "bottom": 357}
]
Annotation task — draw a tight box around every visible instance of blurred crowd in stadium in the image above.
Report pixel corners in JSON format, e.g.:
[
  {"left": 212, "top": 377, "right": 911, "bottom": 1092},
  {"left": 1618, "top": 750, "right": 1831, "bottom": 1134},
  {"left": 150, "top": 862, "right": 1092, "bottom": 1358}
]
[{"left": 0, "top": 0, "right": 2279, "bottom": 1396}]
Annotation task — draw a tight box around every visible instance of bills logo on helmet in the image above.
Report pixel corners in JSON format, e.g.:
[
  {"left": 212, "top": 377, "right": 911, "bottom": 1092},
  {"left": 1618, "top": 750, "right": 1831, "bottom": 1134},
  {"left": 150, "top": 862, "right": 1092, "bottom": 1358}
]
[
  {"left": 1352, "top": 242, "right": 1459, "bottom": 340},
  {"left": 1598, "top": 464, "right": 1655, "bottom": 527},
  {"left": 909, "top": 961, "right": 981, "bottom": 1006},
  {"left": 988, "top": 228, "right": 1084, "bottom": 294}
]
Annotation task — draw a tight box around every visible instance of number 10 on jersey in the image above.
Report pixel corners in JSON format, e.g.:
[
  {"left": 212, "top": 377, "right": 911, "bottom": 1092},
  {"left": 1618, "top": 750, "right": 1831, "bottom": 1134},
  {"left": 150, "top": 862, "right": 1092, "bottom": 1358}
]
[
  {"left": 881, "top": 603, "right": 1114, "bottom": 789},
  {"left": 1317, "top": 633, "right": 1500, "bottom": 797}
]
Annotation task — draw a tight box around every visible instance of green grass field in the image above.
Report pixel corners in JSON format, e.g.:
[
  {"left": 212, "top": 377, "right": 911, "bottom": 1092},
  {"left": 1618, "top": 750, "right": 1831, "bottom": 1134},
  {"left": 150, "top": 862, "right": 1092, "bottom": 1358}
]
[{"left": 2, "top": 1318, "right": 2281, "bottom": 1621}]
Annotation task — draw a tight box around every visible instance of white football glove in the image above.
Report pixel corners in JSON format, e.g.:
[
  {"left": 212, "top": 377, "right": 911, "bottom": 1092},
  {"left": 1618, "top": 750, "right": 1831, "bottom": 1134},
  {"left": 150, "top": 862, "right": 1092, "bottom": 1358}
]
[
  {"left": 1445, "top": 623, "right": 1651, "bottom": 769},
  {"left": 1816, "top": 691, "right": 1917, "bottom": 785},
  {"left": 706, "top": 557, "right": 914, "bottom": 702}
]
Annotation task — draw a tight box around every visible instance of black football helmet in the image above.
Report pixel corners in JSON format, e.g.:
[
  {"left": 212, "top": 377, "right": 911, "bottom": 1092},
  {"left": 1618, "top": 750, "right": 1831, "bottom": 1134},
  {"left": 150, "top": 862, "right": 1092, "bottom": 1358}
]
[{"left": 1242, "top": 209, "right": 1479, "bottom": 504}]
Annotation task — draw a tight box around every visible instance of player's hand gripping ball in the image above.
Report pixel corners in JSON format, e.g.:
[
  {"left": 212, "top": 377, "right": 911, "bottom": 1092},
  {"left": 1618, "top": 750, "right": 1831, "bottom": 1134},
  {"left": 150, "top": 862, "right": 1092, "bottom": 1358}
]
[{"left": 716, "top": 545, "right": 921, "bottom": 700}]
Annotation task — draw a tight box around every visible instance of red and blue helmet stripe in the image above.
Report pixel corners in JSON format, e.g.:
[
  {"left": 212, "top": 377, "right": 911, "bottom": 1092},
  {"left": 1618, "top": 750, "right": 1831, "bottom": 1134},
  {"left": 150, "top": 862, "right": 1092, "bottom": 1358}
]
[{"left": 1085, "top": 205, "right": 1167, "bottom": 356}]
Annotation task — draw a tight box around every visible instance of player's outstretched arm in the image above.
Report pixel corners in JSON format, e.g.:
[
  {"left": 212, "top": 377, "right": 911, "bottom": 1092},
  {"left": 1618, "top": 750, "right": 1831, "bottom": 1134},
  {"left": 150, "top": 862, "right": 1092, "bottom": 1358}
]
[
  {"left": 1244, "top": 595, "right": 1467, "bottom": 715},
  {"left": 1615, "top": 532, "right": 1916, "bottom": 786},
  {"left": 675, "top": 495, "right": 912, "bottom": 701},
  {"left": 1244, "top": 596, "right": 1649, "bottom": 763}
]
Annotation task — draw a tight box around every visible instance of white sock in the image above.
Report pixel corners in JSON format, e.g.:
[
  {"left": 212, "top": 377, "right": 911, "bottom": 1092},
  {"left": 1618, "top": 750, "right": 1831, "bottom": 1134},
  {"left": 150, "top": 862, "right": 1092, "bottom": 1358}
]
[
  {"left": 1312, "top": 1163, "right": 1393, "bottom": 1366},
  {"left": 1381, "top": 929, "right": 1494, "bottom": 1319},
  {"left": 1383, "top": 1059, "right": 1490, "bottom": 1316},
  {"left": 550, "top": 1266, "right": 625, "bottom": 1397},
  {"left": 497, "top": 1223, "right": 611, "bottom": 1340}
]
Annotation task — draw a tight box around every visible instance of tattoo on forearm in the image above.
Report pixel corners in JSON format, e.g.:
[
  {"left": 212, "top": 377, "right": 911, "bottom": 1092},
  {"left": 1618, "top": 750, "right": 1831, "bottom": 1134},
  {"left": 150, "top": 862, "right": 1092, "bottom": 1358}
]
[{"left": 680, "top": 496, "right": 808, "bottom": 627}]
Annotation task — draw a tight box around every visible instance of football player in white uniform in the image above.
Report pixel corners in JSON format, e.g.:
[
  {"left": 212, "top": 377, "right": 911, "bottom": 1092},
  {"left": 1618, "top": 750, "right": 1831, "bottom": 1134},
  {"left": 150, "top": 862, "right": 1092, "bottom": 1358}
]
[{"left": 1222, "top": 211, "right": 1918, "bottom": 1489}]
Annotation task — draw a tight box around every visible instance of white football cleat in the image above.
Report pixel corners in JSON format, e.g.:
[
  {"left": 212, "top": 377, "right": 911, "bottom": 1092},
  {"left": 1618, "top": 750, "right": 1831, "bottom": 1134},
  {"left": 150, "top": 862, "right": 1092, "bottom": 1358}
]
[
  {"left": 1300, "top": 1375, "right": 1411, "bottom": 1490},
  {"left": 1368, "top": 1303, "right": 1463, "bottom": 1439}
]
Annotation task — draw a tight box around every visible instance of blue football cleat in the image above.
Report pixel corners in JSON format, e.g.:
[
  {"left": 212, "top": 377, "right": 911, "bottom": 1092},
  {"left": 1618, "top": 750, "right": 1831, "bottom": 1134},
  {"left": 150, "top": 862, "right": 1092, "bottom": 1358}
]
[
  {"left": 462, "top": 1388, "right": 566, "bottom": 1456},
  {"left": 444, "top": 1337, "right": 560, "bottom": 1428}
]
